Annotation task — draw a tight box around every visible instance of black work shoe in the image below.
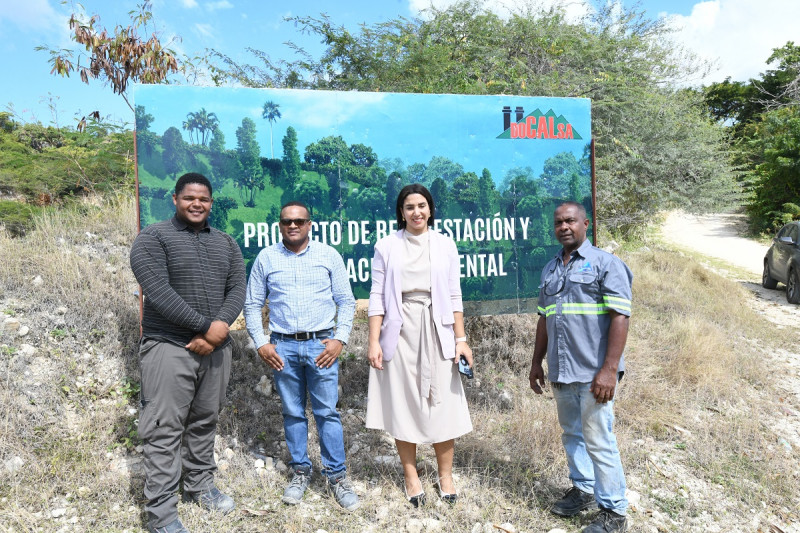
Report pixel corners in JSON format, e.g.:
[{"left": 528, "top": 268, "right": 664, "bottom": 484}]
[
  {"left": 551, "top": 486, "right": 598, "bottom": 517},
  {"left": 148, "top": 518, "right": 190, "bottom": 533},
  {"left": 582, "top": 508, "right": 628, "bottom": 532},
  {"left": 183, "top": 487, "right": 236, "bottom": 514}
]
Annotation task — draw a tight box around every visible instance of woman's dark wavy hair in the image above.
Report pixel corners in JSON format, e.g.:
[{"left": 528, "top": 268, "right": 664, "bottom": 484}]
[{"left": 395, "top": 184, "right": 435, "bottom": 230}]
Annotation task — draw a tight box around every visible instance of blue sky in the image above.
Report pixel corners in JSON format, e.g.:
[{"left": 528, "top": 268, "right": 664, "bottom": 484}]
[{"left": 1, "top": 0, "right": 798, "bottom": 127}]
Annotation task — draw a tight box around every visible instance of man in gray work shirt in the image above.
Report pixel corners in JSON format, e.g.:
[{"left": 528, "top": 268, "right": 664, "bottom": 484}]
[
  {"left": 130, "top": 172, "right": 246, "bottom": 533},
  {"left": 529, "top": 201, "right": 633, "bottom": 533}
]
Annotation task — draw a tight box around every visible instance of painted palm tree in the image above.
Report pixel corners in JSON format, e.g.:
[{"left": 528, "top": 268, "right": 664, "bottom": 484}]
[
  {"left": 184, "top": 108, "right": 219, "bottom": 146},
  {"left": 182, "top": 116, "right": 197, "bottom": 144},
  {"left": 261, "top": 100, "right": 281, "bottom": 158}
]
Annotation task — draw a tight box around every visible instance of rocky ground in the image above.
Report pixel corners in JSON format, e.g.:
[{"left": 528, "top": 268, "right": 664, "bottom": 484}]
[{"left": 1, "top": 208, "right": 800, "bottom": 532}]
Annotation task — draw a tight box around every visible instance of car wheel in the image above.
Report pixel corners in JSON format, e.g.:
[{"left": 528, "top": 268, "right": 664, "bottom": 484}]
[
  {"left": 762, "top": 260, "right": 779, "bottom": 289},
  {"left": 787, "top": 268, "right": 800, "bottom": 304}
]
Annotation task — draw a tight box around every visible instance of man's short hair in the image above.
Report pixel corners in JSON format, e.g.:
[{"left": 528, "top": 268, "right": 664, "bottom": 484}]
[
  {"left": 175, "top": 172, "right": 213, "bottom": 196},
  {"left": 556, "top": 201, "right": 587, "bottom": 219},
  {"left": 280, "top": 201, "right": 311, "bottom": 218}
]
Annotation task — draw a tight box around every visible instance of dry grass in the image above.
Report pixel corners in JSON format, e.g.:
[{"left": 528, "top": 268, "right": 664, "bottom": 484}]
[{"left": 0, "top": 199, "right": 798, "bottom": 532}]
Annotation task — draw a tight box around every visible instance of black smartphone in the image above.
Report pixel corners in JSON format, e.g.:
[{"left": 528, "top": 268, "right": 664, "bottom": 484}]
[{"left": 458, "top": 355, "right": 473, "bottom": 379}]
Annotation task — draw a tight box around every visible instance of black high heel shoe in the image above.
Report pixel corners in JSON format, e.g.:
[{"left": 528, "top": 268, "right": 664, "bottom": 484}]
[
  {"left": 405, "top": 488, "right": 426, "bottom": 508},
  {"left": 435, "top": 479, "right": 458, "bottom": 504}
]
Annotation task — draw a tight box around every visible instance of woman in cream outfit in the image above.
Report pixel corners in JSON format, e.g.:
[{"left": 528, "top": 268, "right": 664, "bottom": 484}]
[{"left": 366, "top": 184, "right": 473, "bottom": 506}]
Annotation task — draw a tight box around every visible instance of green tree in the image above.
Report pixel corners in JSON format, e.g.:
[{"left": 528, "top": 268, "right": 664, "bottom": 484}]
[
  {"left": 209, "top": 126, "right": 237, "bottom": 192},
  {"left": 422, "top": 156, "right": 463, "bottom": 187},
  {"left": 185, "top": 108, "right": 219, "bottom": 146},
  {"left": 540, "top": 152, "right": 583, "bottom": 198},
  {"left": 293, "top": 177, "right": 324, "bottom": 215},
  {"left": 161, "top": 126, "right": 186, "bottom": 178},
  {"left": 208, "top": 196, "right": 238, "bottom": 229},
  {"left": 452, "top": 172, "right": 480, "bottom": 214},
  {"left": 209, "top": 0, "right": 738, "bottom": 236},
  {"left": 262, "top": 101, "right": 282, "bottom": 158},
  {"left": 386, "top": 171, "right": 403, "bottom": 212},
  {"left": 349, "top": 186, "right": 385, "bottom": 222},
  {"left": 282, "top": 126, "right": 302, "bottom": 189},
  {"left": 746, "top": 106, "right": 800, "bottom": 231},
  {"left": 135, "top": 105, "right": 154, "bottom": 132},
  {"left": 234, "top": 118, "right": 264, "bottom": 207},
  {"left": 478, "top": 168, "right": 497, "bottom": 213},
  {"left": 429, "top": 177, "right": 450, "bottom": 215}
]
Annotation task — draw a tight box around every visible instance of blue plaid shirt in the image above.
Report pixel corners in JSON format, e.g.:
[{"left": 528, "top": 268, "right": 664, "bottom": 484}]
[
  {"left": 537, "top": 239, "right": 633, "bottom": 384},
  {"left": 244, "top": 239, "right": 355, "bottom": 348}
]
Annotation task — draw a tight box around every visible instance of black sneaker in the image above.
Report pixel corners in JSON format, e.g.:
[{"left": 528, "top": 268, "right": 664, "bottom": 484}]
[
  {"left": 582, "top": 508, "right": 628, "bottom": 532},
  {"left": 551, "top": 487, "right": 598, "bottom": 517}
]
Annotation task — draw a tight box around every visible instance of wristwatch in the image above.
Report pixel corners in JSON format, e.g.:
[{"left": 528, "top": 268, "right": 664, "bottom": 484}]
[{"left": 455, "top": 336, "right": 467, "bottom": 343}]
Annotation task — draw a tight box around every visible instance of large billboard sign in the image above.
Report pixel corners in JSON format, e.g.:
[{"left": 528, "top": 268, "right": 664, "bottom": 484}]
[{"left": 133, "top": 86, "right": 592, "bottom": 315}]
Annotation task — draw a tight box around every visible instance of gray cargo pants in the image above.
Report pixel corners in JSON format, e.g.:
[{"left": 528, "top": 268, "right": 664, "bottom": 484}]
[{"left": 138, "top": 338, "right": 232, "bottom": 528}]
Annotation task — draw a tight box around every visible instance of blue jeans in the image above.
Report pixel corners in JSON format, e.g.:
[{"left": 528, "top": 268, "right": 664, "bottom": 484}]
[
  {"left": 271, "top": 334, "right": 346, "bottom": 478},
  {"left": 552, "top": 382, "right": 627, "bottom": 515}
]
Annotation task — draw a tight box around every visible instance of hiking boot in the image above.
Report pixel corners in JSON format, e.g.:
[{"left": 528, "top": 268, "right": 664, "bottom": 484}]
[
  {"left": 148, "top": 518, "right": 190, "bottom": 533},
  {"left": 551, "top": 486, "right": 598, "bottom": 517},
  {"left": 582, "top": 508, "right": 628, "bottom": 532},
  {"left": 327, "top": 472, "right": 360, "bottom": 511},
  {"left": 282, "top": 466, "right": 312, "bottom": 505},
  {"left": 183, "top": 486, "right": 235, "bottom": 514}
]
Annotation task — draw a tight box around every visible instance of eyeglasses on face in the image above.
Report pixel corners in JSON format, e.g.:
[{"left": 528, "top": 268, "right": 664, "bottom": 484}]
[{"left": 279, "top": 218, "right": 310, "bottom": 227}]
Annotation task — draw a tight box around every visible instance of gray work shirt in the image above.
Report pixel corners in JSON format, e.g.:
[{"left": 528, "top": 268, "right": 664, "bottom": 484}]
[{"left": 537, "top": 239, "right": 633, "bottom": 384}]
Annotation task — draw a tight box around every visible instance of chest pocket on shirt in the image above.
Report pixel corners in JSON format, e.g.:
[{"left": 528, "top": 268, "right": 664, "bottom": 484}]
[
  {"left": 569, "top": 273, "right": 597, "bottom": 284},
  {"left": 568, "top": 272, "right": 600, "bottom": 298}
]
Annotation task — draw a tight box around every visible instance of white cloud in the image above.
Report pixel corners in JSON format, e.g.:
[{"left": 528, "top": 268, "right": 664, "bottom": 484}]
[
  {"left": 180, "top": 0, "right": 199, "bottom": 8},
  {"left": 285, "top": 91, "right": 388, "bottom": 130},
  {"left": 0, "top": 0, "right": 62, "bottom": 30},
  {"left": 194, "top": 23, "right": 215, "bottom": 39},
  {"left": 206, "top": 0, "right": 234, "bottom": 11},
  {"left": 658, "top": 0, "right": 800, "bottom": 84}
]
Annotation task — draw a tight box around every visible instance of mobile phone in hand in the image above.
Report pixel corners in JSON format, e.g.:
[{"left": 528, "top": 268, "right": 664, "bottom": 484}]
[{"left": 458, "top": 355, "right": 473, "bottom": 379}]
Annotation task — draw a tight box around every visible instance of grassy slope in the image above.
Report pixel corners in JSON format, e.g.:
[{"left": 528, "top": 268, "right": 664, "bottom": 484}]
[{"left": 0, "top": 196, "right": 797, "bottom": 532}]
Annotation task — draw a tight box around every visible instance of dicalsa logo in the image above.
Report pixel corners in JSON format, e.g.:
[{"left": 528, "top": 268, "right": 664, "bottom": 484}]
[{"left": 496, "top": 106, "right": 582, "bottom": 140}]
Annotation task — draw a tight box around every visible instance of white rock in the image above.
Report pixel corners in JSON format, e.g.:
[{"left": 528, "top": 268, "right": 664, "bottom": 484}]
[
  {"left": 374, "top": 455, "right": 399, "bottom": 466},
  {"left": 255, "top": 375, "right": 272, "bottom": 397},
  {"left": 224, "top": 448, "right": 235, "bottom": 460},
  {"left": 406, "top": 519, "right": 423, "bottom": 533},
  {"left": 376, "top": 506, "right": 390, "bottom": 520},
  {"left": 546, "top": 529, "right": 567, "bottom": 533},
  {"left": 17, "top": 326, "right": 29, "bottom": 337},
  {"left": 19, "top": 344, "right": 36, "bottom": 356},
  {"left": 498, "top": 524, "right": 516, "bottom": 533},
  {"left": 422, "top": 518, "right": 442, "bottom": 531},
  {"left": 254, "top": 459, "right": 265, "bottom": 469},
  {"left": 626, "top": 489, "right": 641, "bottom": 509},
  {"left": 499, "top": 390, "right": 513, "bottom": 409},
  {"left": 51, "top": 508, "right": 66, "bottom": 518},
  {"left": 256, "top": 467, "right": 268, "bottom": 478},
  {"left": 4, "top": 456, "right": 24, "bottom": 474},
  {"left": 55, "top": 307, "right": 68, "bottom": 315},
  {"left": 32, "top": 276, "right": 43, "bottom": 286}
]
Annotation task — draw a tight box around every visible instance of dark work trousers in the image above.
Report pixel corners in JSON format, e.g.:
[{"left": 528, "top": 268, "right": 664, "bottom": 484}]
[{"left": 138, "top": 337, "right": 232, "bottom": 528}]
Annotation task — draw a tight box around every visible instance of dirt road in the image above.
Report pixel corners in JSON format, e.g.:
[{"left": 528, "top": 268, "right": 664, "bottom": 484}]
[{"left": 661, "top": 211, "right": 799, "bottom": 328}]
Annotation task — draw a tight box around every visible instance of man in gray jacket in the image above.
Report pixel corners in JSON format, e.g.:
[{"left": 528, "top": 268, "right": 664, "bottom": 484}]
[{"left": 130, "top": 172, "right": 246, "bottom": 533}]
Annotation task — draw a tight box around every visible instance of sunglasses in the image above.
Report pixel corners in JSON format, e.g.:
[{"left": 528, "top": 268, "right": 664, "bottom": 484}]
[{"left": 279, "top": 218, "right": 310, "bottom": 227}]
